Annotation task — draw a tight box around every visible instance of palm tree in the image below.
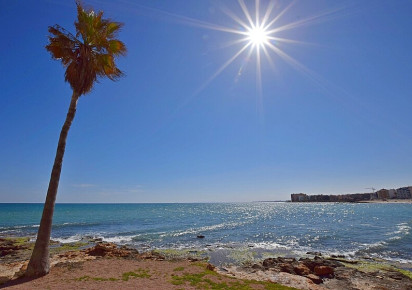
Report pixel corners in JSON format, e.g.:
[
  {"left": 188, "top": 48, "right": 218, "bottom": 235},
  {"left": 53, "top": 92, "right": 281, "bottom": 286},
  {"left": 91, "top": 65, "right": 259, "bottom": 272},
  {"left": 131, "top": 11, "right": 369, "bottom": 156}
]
[{"left": 26, "top": 2, "right": 126, "bottom": 277}]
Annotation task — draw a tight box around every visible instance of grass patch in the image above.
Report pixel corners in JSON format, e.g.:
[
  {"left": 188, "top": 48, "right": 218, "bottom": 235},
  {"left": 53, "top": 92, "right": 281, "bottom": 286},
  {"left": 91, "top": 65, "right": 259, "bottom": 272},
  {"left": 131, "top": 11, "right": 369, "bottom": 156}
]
[
  {"left": 4, "top": 237, "right": 30, "bottom": 245},
  {"left": 153, "top": 248, "right": 208, "bottom": 261},
  {"left": 171, "top": 272, "right": 296, "bottom": 289},
  {"left": 173, "top": 266, "right": 185, "bottom": 271},
  {"left": 122, "top": 268, "right": 152, "bottom": 281},
  {"left": 76, "top": 268, "right": 152, "bottom": 282},
  {"left": 342, "top": 261, "right": 412, "bottom": 279},
  {"left": 50, "top": 241, "right": 89, "bottom": 254},
  {"left": 170, "top": 263, "right": 297, "bottom": 290}
]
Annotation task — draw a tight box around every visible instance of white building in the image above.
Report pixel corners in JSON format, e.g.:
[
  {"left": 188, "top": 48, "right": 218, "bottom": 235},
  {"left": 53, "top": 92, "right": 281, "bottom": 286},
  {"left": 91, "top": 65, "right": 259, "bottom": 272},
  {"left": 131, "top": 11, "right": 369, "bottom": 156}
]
[
  {"left": 388, "top": 189, "right": 396, "bottom": 199},
  {"left": 396, "top": 187, "right": 412, "bottom": 199}
]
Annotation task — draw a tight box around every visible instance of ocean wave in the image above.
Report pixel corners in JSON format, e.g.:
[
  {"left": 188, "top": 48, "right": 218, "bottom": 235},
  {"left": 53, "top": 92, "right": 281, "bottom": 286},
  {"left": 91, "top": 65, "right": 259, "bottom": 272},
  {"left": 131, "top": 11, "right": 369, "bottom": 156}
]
[
  {"left": 51, "top": 235, "right": 83, "bottom": 243},
  {"left": 102, "top": 235, "right": 135, "bottom": 243},
  {"left": 165, "top": 221, "right": 248, "bottom": 238},
  {"left": 387, "top": 223, "right": 411, "bottom": 241},
  {"left": 248, "top": 241, "right": 290, "bottom": 250}
]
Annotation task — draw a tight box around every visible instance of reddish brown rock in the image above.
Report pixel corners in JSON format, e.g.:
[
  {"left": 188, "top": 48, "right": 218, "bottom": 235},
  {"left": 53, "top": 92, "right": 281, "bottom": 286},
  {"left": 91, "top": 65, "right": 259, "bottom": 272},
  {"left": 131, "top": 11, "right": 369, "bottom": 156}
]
[
  {"left": 206, "top": 263, "right": 215, "bottom": 271},
  {"left": 294, "top": 263, "right": 311, "bottom": 276},
  {"left": 305, "top": 273, "right": 323, "bottom": 284},
  {"left": 85, "top": 242, "right": 137, "bottom": 258},
  {"left": 279, "top": 263, "right": 295, "bottom": 274},
  {"left": 314, "top": 265, "right": 334, "bottom": 276}
]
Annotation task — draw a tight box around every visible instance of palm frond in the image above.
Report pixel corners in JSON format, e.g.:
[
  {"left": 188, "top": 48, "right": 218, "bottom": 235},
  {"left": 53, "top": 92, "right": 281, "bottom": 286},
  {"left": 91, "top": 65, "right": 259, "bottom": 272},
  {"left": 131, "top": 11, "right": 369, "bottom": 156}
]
[{"left": 47, "top": 1, "right": 126, "bottom": 96}]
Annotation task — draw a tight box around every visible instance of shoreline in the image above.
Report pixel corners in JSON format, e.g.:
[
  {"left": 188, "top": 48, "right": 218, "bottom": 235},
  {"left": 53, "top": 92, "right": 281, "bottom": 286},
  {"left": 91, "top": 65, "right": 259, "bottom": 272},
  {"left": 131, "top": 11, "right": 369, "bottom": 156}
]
[
  {"left": 357, "top": 199, "right": 412, "bottom": 204},
  {"left": 1, "top": 238, "right": 412, "bottom": 289}
]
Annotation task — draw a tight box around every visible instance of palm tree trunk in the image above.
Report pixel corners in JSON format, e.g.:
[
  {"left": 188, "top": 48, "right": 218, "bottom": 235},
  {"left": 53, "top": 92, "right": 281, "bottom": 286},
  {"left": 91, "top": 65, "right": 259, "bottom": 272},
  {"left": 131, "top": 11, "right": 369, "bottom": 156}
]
[{"left": 26, "top": 92, "right": 80, "bottom": 277}]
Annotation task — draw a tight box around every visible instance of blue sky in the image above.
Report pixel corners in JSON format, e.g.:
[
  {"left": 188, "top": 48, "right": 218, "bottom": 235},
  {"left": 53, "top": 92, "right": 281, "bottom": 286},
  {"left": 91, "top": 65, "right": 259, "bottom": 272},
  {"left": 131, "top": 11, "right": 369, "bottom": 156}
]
[{"left": 1, "top": 0, "right": 411, "bottom": 203}]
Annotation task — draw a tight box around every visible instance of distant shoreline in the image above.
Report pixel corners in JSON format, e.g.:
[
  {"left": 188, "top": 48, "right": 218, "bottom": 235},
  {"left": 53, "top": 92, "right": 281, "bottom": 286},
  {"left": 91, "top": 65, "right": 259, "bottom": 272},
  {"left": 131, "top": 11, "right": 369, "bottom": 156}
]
[
  {"left": 356, "top": 199, "right": 412, "bottom": 204},
  {"left": 290, "top": 199, "right": 412, "bottom": 204}
]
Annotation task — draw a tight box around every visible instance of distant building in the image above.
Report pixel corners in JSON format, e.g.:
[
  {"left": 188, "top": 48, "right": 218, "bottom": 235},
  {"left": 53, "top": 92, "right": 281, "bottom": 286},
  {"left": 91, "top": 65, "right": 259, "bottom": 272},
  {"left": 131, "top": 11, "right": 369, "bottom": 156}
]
[
  {"left": 388, "top": 189, "right": 396, "bottom": 199},
  {"left": 290, "top": 192, "right": 370, "bottom": 202},
  {"left": 377, "top": 189, "right": 389, "bottom": 200},
  {"left": 291, "top": 193, "right": 308, "bottom": 202},
  {"left": 397, "top": 187, "right": 412, "bottom": 199},
  {"left": 370, "top": 191, "right": 378, "bottom": 200}
]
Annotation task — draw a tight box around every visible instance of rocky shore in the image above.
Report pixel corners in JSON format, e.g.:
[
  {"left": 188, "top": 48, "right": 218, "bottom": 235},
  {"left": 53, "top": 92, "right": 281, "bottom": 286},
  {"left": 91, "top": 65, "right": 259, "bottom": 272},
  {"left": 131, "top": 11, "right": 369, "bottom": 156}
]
[
  {"left": 1, "top": 237, "right": 412, "bottom": 289},
  {"left": 220, "top": 254, "right": 412, "bottom": 289}
]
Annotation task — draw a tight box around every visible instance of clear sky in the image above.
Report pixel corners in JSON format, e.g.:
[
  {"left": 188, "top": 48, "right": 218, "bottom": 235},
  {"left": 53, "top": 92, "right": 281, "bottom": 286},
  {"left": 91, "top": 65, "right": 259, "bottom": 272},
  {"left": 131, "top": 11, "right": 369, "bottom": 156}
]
[{"left": 1, "top": 0, "right": 412, "bottom": 203}]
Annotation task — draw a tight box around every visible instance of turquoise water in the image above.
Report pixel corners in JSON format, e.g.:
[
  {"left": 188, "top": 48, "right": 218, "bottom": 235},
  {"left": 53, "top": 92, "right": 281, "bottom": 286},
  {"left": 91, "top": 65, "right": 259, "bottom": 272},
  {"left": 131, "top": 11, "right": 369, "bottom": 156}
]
[{"left": 1, "top": 202, "right": 411, "bottom": 263}]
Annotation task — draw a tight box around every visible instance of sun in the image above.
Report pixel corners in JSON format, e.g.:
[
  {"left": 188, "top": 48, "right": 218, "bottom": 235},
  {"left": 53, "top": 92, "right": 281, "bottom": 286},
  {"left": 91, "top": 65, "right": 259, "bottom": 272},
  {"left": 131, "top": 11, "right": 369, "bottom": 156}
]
[
  {"left": 160, "top": 0, "right": 338, "bottom": 105},
  {"left": 247, "top": 25, "right": 269, "bottom": 48}
]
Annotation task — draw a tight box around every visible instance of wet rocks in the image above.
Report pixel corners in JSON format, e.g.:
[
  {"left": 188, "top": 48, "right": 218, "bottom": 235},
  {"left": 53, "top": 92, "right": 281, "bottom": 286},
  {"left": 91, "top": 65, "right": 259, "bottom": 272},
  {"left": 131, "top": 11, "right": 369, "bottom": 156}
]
[
  {"left": 314, "top": 265, "right": 334, "bottom": 276},
  {"left": 0, "top": 238, "right": 28, "bottom": 257},
  {"left": 294, "top": 263, "right": 311, "bottom": 276},
  {"left": 85, "top": 242, "right": 138, "bottom": 258},
  {"left": 305, "top": 273, "right": 323, "bottom": 284},
  {"left": 306, "top": 251, "right": 322, "bottom": 256},
  {"left": 260, "top": 256, "right": 341, "bottom": 283}
]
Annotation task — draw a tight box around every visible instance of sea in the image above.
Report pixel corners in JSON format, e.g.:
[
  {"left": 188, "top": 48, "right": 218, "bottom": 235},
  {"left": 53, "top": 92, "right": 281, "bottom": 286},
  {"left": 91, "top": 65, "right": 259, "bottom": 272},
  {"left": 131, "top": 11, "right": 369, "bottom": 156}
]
[{"left": 1, "top": 202, "right": 411, "bottom": 267}]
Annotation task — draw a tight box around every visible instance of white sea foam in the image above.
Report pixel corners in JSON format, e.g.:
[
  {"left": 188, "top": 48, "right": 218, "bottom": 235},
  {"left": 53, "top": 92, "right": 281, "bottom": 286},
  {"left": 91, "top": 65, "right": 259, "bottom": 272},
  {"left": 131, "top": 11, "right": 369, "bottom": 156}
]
[
  {"left": 52, "top": 235, "right": 82, "bottom": 243},
  {"left": 249, "top": 242, "right": 289, "bottom": 250},
  {"left": 102, "top": 235, "right": 134, "bottom": 243},
  {"left": 167, "top": 221, "right": 247, "bottom": 238}
]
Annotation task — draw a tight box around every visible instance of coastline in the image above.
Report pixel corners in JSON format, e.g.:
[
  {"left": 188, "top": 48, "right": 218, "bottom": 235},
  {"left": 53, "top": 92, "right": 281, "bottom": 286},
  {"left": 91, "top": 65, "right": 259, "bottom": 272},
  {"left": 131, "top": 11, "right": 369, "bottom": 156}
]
[
  {"left": 1, "top": 237, "right": 412, "bottom": 289},
  {"left": 357, "top": 199, "right": 412, "bottom": 204}
]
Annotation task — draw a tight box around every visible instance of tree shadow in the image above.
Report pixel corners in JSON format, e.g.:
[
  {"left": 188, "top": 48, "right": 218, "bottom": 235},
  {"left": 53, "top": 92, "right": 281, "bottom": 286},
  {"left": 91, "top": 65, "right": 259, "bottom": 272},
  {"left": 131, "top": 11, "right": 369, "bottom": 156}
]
[{"left": 1, "top": 275, "right": 39, "bottom": 288}]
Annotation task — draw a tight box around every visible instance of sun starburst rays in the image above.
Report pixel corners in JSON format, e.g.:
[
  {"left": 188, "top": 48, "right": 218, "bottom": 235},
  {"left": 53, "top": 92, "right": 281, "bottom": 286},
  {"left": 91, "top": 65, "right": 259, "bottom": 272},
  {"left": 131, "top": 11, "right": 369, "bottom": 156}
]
[{"left": 126, "top": 0, "right": 343, "bottom": 115}]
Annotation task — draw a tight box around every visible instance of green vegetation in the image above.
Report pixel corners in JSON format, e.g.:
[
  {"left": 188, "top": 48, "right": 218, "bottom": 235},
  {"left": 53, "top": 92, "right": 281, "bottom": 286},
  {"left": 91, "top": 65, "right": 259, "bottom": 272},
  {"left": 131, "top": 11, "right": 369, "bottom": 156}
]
[
  {"left": 153, "top": 248, "right": 208, "bottom": 261},
  {"left": 76, "top": 269, "right": 152, "bottom": 282},
  {"left": 122, "top": 269, "right": 152, "bottom": 281},
  {"left": 173, "top": 266, "right": 185, "bottom": 271},
  {"left": 51, "top": 242, "right": 88, "bottom": 253},
  {"left": 4, "top": 237, "right": 30, "bottom": 246},
  {"left": 342, "top": 260, "right": 412, "bottom": 279},
  {"left": 170, "top": 263, "right": 297, "bottom": 290}
]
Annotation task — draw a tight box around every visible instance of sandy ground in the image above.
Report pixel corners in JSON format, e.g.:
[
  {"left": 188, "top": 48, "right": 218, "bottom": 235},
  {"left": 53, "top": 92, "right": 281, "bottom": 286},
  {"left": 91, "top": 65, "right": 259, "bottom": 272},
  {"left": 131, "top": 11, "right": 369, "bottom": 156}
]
[
  {"left": 3, "top": 259, "right": 208, "bottom": 289},
  {"left": 1, "top": 257, "right": 296, "bottom": 290}
]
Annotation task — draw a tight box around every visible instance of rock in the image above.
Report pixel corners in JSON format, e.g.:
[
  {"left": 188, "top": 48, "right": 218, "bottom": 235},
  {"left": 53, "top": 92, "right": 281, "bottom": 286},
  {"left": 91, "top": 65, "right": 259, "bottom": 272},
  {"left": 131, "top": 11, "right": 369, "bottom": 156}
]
[
  {"left": 305, "top": 274, "right": 323, "bottom": 284},
  {"left": 314, "top": 256, "right": 322, "bottom": 261},
  {"left": 269, "top": 272, "right": 323, "bottom": 290},
  {"left": 0, "top": 239, "right": 28, "bottom": 257},
  {"left": 306, "top": 251, "right": 322, "bottom": 256},
  {"left": 251, "top": 263, "right": 264, "bottom": 270},
  {"left": 262, "top": 258, "right": 277, "bottom": 268},
  {"left": 331, "top": 254, "right": 345, "bottom": 258},
  {"left": 294, "top": 263, "right": 311, "bottom": 276},
  {"left": 277, "top": 257, "right": 296, "bottom": 263},
  {"left": 206, "top": 263, "right": 215, "bottom": 271},
  {"left": 139, "top": 251, "right": 165, "bottom": 261},
  {"left": 299, "top": 258, "right": 320, "bottom": 271},
  {"left": 85, "top": 242, "right": 137, "bottom": 258},
  {"left": 314, "top": 265, "right": 334, "bottom": 276},
  {"left": 279, "top": 263, "right": 295, "bottom": 274}
]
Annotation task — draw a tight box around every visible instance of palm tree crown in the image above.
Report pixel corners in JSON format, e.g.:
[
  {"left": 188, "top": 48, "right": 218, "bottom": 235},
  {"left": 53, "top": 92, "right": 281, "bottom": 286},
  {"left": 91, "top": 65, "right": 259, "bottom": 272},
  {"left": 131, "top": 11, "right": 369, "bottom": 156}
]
[{"left": 46, "top": 2, "right": 126, "bottom": 96}]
